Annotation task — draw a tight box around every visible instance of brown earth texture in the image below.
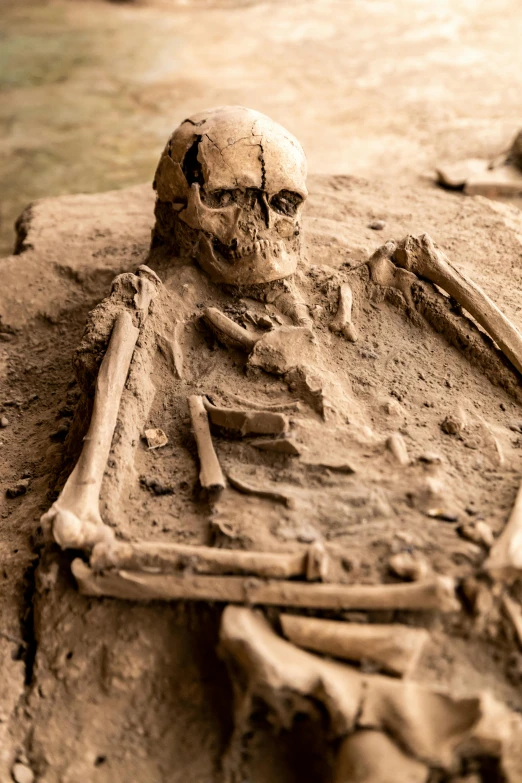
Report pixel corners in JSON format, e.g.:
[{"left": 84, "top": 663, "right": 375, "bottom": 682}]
[{"left": 2, "top": 172, "right": 522, "bottom": 782}]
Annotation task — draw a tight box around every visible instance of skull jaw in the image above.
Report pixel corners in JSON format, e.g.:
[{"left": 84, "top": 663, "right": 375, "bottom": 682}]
[{"left": 197, "top": 235, "right": 298, "bottom": 286}]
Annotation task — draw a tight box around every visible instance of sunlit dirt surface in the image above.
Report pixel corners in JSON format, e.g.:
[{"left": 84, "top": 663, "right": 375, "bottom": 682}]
[{"left": 1, "top": 0, "right": 522, "bottom": 255}]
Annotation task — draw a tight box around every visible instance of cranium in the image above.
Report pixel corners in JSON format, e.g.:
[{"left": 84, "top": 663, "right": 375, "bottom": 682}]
[{"left": 152, "top": 106, "right": 308, "bottom": 286}]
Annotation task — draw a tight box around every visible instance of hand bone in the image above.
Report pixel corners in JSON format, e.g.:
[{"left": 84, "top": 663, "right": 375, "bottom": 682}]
[
  {"left": 329, "top": 283, "right": 358, "bottom": 341},
  {"left": 394, "top": 234, "right": 522, "bottom": 376}
]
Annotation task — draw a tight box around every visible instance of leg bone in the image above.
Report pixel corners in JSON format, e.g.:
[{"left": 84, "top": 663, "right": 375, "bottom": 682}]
[{"left": 41, "top": 311, "right": 139, "bottom": 550}]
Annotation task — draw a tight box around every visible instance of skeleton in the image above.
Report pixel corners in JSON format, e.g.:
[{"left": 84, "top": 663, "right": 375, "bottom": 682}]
[{"left": 41, "top": 106, "right": 522, "bottom": 780}]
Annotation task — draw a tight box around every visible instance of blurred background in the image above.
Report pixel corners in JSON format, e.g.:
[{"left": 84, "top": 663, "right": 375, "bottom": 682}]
[{"left": 1, "top": 0, "right": 521, "bottom": 256}]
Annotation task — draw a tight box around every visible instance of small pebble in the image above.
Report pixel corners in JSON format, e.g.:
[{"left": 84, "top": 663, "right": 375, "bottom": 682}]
[
  {"left": 12, "top": 762, "right": 35, "bottom": 783},
  {"left": 388, "top": 551, "right": 429, "bottom": 581},
  {"left": 6, "top": 479, "right": 30, "bottom": 499},
  {"left": 0, "top": 416, "right": 9, "bottom": 428},
  {"left": 509, "top": 421, "right": 522, "bottom": 433},
  {"left": 440, "top": 413, "right": 465, "bottom": 436},
  {"left": 418, "top": 451, "right": 443, "bottom": 464},
  {"left": 426, "top": 508, "right": 459, "bottom": 522},
  {"left": 368, "top": 219, "right": 386, "bottom": 230}
]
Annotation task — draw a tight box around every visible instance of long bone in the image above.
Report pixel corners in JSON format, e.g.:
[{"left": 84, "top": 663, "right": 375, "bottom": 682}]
[
  {"left": 393, "top": 234, "right": 522, "bottom": 376},
  {"left": 485, "top": 479, "right": 522, "bottom": 582},
  {"left": 71, "top": 561, "right": 459, "bottom": 612},
  {"left": 41, "top": 311, "right": 139, "bottom": 550},
  {"left": 91, "top": 539, "right": 311, "bottom": 579},
  {"left": 219, "top": 606, "right": 516, "bottom": 772},
  {"left": 203, "top": 307, "right": 259, "bottom": 352},
  {"left": 280, "top": 614, "right": 429, "bottom": 676},
  {"left": 188, "top": 395, "right": 226, "bottom": 493}
]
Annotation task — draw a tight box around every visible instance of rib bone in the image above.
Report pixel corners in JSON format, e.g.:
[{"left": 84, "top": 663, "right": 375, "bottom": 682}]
[
  {"left": 280, "top": 614, "right": 429, "bottom": 676},
  {"left": 394, "top": 234, "right": 522, "bottom": 376},
  {"left": 485, "top": 480, "right": 522, "bottom": 582},
  {"left": 41, "top": 311, "right": 139, "bottom": 550},
  {"left": 188, "top": 395, "right": 225, "bottom": 493},
  {"left": 71, "top": 561, "right": 459, "bottom": 612},
  {"left": 329, "top": 283, "right": 358, "bottom": 341}
]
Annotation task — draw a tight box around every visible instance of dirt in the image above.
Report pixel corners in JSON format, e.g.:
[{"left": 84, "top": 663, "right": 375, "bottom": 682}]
[
  {"left": 1, "top": 172, "right": 522, "bottom": 780},
  {"left": 3, "top": 0, "right": 522, "bottom": 256}
]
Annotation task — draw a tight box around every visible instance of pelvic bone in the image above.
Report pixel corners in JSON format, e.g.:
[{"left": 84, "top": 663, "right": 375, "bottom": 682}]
[{"left": 152, "top": 106, "right": 308, "bottom": 286}]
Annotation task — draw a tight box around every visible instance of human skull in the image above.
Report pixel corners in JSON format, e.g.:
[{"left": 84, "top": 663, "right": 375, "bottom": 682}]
[{"left": 152, "top": 106, "right": 308, "bottom": 286}]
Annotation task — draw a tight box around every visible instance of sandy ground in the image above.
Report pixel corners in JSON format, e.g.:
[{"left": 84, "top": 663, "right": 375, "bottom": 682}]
[
  {"left": 2, "top": 1, "right": 522, "bottom": 780},
  {"left": 1, "top": 0, "right": 522, "bottom": 256}
]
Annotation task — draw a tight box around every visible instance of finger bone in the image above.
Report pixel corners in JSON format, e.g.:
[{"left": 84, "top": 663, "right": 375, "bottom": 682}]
[{"left": 329, "top": 283, "right": 358, "bottom": 341}]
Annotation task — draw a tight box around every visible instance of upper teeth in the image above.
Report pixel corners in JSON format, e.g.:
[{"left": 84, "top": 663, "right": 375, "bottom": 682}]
[{"left": 227, "top": 239, "right": 280, "bottom": 260}]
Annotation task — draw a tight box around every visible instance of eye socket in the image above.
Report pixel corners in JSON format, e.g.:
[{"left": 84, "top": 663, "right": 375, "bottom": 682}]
[
  {"left": 269, "top": 190, "right": 303, "bottom": 217},
  {"left": 202, "top": 189, "right": 239, "bottom": 208}
]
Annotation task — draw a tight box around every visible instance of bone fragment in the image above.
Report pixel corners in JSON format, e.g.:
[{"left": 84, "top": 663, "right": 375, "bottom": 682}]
[
  {"left": 485, "top": 480, "right": 522, "bottom": 582},
  {"left": 333, "top": 730, "right": 429, "bottom": 783},
  {"left": 249, "top": 437, "right": 301, "bottom": 456},
  {"left": 219, "top": 606, "right": 516, "bottom": 769},
  {"left": 502, "top": 594, "right": 522, "bottom": 649},
  {"left": 306, "top": 540, "right": 330, "bottom": 581},
  {"left": 280, "top": 614, "right": 429, "bottom": 676},
  {"left": 188, "top": 395, "right": 225, "bottom": 493},
  {"left": 91, "top": 540, "right": 308, "bottom": 578},
  {"left": 227, "top": 471, "right": 293, "bottom": 507},
  {"left": 204, "top": 400, "right": 288, "bottom": 436},
  {"left": 388, "top": 552, "right": 430, "bottom": 582},
  {"left": 157, "top": 328, "right": 184, "bottom": 379},
  {"left": 386, "top": 432, "right": 410, "bottom": 466},
  {"left": 143, "top": 428, "right": 168, "bottom": 450},
  {"left": 394, "top": 234, "right": 522, "bottom": 377},
  {"left": 329, "top": 283, "right": 358, "bottom": 342},
  {"left": 41, "top": 311, "right": 139, "bottom": 550},
  {"left": 203, "top": 307, "right": 258, "bottom": 352},
  {"left": 225, "top": 392, "right": 301, "bottom": 413},
  {"left": 71, "top": 562, "right": 459, "bottom": 611}
]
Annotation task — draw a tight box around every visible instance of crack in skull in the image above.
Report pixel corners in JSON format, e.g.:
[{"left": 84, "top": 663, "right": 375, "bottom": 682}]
[{"left": 152, "top": 106, "right": 308, "bottom": 286}]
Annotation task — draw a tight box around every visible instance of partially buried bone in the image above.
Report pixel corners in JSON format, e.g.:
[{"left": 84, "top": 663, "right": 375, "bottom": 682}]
[
  {"left": 71, "top": 561, "right": 459, "bottom": 611},
  {"left": 227, "top": 471, "right": 293, "bottom": 506},
  {"left": 333, "top": 730, "right": 429, "bottom": 783},
  {"left": 394, "top": 234, "right": 522, "bottom": 376},
  {"left": 280, "top": 614, "right": 428, "bottom": 676},
  {"left": 386, "top": 432, "right": 410, "bottom": 466},
  {"left": 203, "top": 307, "right": 259, "bottom": 352},
  {"left": 485, "top": 479, "right": 522, "bottom": 582},
  {"left": 203, "top": 399, "right": 288, "bottom": 436},
  {"left": 91, "top": 539, "right": 309, "bottom": 578},
  {"left": 41, "top": 311, "right": 139, "bottom": 549},
  {"left": 219, "top": 606, "right": 519, "bottom": 770},
  {"left": 329, "top": 283, "right": 358, "bottom": 342},
  {"left": 188, "top": 395, "right": 225, "bottom": 493}
]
